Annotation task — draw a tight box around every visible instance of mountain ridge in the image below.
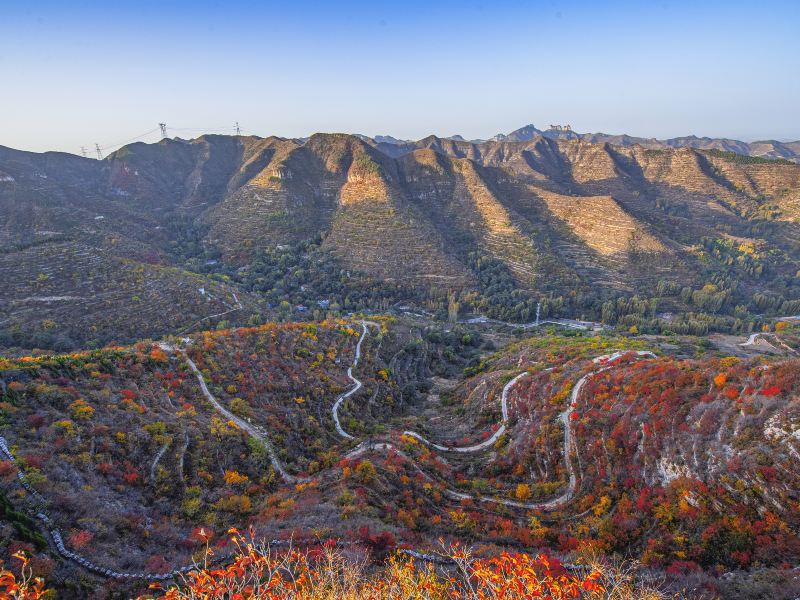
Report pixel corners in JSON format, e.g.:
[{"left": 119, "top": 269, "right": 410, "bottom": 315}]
[
  {"left": 365, "top": 123, "right": 800, "bottom": 163},
  {"left": 2, "top": 131, "right": 800, "bottom": 352}
]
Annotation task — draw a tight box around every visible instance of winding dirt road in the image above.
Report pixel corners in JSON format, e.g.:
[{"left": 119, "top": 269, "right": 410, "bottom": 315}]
[
  {"left": 0, "top": 316, "right": 662, "bottom": 581},
  {"left": 331, "top": 322, "right": 369, "bottom": 439},
  {"left": 180, "top": 349, "right": 306, "bottom": 484},
  {"left": 400, "top": 371, "right": 529, "bottom": 453},
  {"left": 0, "top": 319, "right": 660, "bottom": 581},
  {"left": 333, "top": 325, "right": 657, "bottom": 510},
  {"left": 740, "top": 332, "right": 797, "bottom": 355}
]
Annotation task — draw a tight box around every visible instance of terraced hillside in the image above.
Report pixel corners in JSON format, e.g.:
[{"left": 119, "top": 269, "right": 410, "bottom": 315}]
[
  {"left": 0, "top": 141, "right": 263, "bottom": 352},
  {"left": 2, "top": 132, "right": 800, "bottom": 351},
  {"left": 0, "top": 239, "right": 249, "bottom": 350}
]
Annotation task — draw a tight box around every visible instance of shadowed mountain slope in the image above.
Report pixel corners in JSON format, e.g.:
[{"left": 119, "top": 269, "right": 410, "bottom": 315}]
[{"left": 2, "top": 132, "right": 800, "bottom": 350}]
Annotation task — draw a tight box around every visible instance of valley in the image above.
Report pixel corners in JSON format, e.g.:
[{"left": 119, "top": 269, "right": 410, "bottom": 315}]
[
  {"left": 2, "top": 131, "right": 800, "bottom": 599},
  {"left": 4, "top": 0, "right": 799, "bottom": 596}
]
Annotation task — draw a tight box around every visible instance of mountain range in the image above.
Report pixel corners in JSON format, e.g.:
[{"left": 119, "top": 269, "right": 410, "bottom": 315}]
[
  {"left": 2, "top": 129, "right": 800, "bottom": 351},
  {"left": 2, "top": 126, "right": 800, "bottom": 598},
  {"left": 368, "top": 123, "right": 800, "bottom": 163}
]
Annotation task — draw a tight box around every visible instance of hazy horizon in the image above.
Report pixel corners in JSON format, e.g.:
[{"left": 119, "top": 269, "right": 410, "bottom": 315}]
[
  {"left": 2, "top": 0, "right": 799, "bottom": 154},
  {"left": 4, "top": 123, "right": 800, "bottom": 159}
]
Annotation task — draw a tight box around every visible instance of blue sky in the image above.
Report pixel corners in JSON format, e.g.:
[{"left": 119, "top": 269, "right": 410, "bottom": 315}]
[{"left": 1, "top": 0, "right": 799, "bottom": 154}]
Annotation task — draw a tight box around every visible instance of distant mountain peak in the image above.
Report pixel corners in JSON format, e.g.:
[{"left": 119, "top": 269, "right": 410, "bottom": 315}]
[
  {"left": 372, "top": 134, "right": 412, "bottom": 145},
  {"left": 353, "top": 123, "right": 798, "bottom": 163},
  {"left": 489, "top": 124, "right": 545, "bottom": 143},
  {"left": 477, "top": 123, "right": 799, "bottom": 162}
]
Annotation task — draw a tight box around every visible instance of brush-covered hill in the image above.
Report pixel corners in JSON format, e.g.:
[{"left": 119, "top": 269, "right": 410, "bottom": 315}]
[
  {"left": 0, "top": 141, "right": 264, "bottom": 353},
  {"left": 2, "top": 132, "right": 800, "bottom": 352},
  {"left": 407, "top": 335, "right": 800, "bottom": 566},
  {"left": 1, "top": 317, "right": 799, "bottom": 598},
  {"left": 0, "top": 320, "right": 394, "bottom": 577}
]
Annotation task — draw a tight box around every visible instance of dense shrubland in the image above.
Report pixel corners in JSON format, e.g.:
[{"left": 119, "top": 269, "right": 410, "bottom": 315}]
[
  {"left": 1, "top": 320, "right": 799, "bottom": 598},
  {"left": 0, "top": 321, "right": 382, "bottom": 577}
]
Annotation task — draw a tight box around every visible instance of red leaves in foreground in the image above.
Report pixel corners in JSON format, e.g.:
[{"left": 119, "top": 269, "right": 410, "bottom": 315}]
[
  {"left": 463, "top": 550, "right": 604, "bottom": 600},
  {"left": 143, "top": 531, "right": 604, "bottom": 599},
  {"left": 0, "top": 553, "right": 47, "bottom": 600},
  {"left": 1, "top": 535, "right": 604, "bottom": 599}
]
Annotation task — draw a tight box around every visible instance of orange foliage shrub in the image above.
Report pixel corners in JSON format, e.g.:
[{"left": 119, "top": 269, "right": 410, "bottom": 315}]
[
  {"left": 143, "top": 531, "right": 604, "bottom": 600},
  {"left": 223, "top": 470, "right": 250, "bottom": 486},
  {"left": 0, "top": 553, "right": 48, "bottom": 599},
  {"left": 67, "top": 530, "right": 93, "bottom": 550},
  {"left": 149, "top": 347, "right": 169, "bottom": 363},
  {"left": 68, "top": 398, "right": 95, "bottom": 421},
  {"left": 514, "top": 483, "right": 532, "bottom": 501}
]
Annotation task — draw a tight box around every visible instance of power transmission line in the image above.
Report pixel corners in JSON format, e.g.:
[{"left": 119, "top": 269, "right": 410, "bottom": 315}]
[
  {"left": 81, "top": 123, "right": 252, "bottom": 157},
  {"left": 96, "top": 127, "right": 160, "bottom": 151},
  {"left": 80, "top": 146, "right": 87, "bottom": 158},
  {"left": 169, "top": 127, "right": 237, "bottom": 132}
]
